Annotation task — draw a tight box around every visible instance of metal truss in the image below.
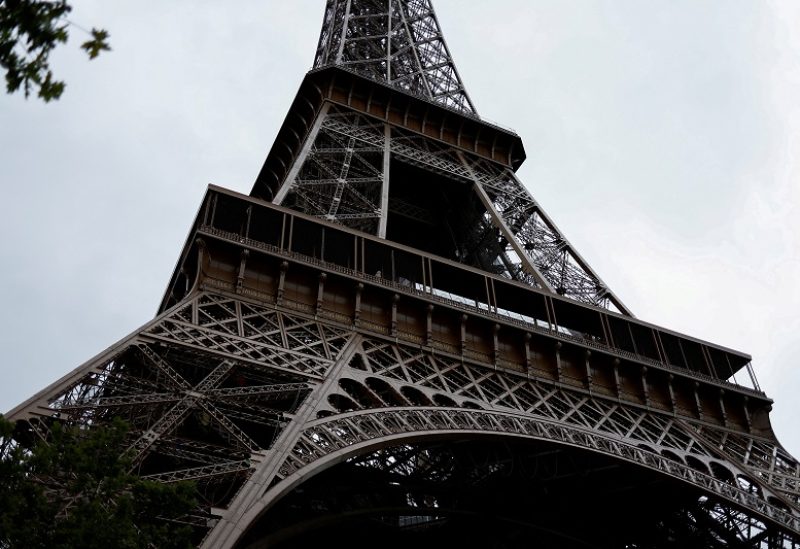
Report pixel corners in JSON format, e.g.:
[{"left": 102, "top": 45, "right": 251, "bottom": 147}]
[
  {"left": 306, "top": 0, "right": 627, "bottom": 311},
  {"left": 271, "top": 406, "right": 800, "bottom": 546},
  {"left": 168, "top": 296, "right": 798, "bottom": 547},
  {"left": 4, "top": 292, "right": 356, "bottom": 517},
  {"left": 314, "top": 0, "right": 476, "bottom": 114},
  {"left": 388, "top": 125, "right": 630, "bottom": 312},
  {"left": 6, "top": 289, "right": 798, "bottom": 546},
  {"left": 275, "top": 106, "right": 390, "bottom": 236},
  {"left": 468, "top": 157, "right": 632, "bottom": 314},
  {"left": 145, "top": 293, "right": 352, "bottom": 378},
  {"left": 392, "top": 126, "right": 630, "bottom": 313},
  {"left": 695, "top": 426, "right": 800, "bottom": 506},
  {"left": 287, "top": 338, "right": 798, "bottom": 509},
  {"left": 275, "top": 104, "right": 631, "bottom": 314}
]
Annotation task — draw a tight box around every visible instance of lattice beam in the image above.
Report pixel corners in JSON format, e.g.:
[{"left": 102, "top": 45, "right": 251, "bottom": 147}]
[{"left": 314, "top": 0, "right": 476, "bottom": 114}]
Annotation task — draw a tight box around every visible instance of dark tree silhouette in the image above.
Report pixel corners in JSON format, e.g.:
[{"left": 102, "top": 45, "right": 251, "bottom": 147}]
[{"left": 0, "top": 415, "right": 197, "bottom": 549}]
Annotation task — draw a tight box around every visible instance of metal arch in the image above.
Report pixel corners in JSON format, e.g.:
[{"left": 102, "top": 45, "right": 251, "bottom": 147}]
[
  {"left": 215, "top": 407, "right": 800, "bottom": 548},
  {"left": 340, "top": 338, "right": 799, "bottom": 506},
  {"left": 313, "top": 0, "right": 477, "bottom": 115},
  {"left": 147, "top": 292, "right": 792, "bottom": 512},
  {"left": 259, "top": 441, "right": 800, "bottom": 548},
  {"left": 693, "top": 425, "right": 800, "bottom": 504},
  {"left": 7, "top": 280, "right": 798, "bottom": 546}
]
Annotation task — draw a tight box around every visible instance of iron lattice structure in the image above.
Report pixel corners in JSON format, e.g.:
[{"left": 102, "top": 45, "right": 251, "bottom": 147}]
[
  {"left": 5, "top": 1, "right": 800, "bottom": 548},
  {"left": 314, "top": 0, "right": 476, "bottom": 114}
]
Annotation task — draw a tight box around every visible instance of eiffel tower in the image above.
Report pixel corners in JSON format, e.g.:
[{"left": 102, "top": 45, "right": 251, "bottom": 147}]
[{"left": 6, "top": 1, "right": 800, "bottom": 547}]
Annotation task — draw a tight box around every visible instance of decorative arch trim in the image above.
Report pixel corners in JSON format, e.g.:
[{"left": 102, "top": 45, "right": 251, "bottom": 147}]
[{"left": 228, "top": 407, "right": 799, "bottom": 545}]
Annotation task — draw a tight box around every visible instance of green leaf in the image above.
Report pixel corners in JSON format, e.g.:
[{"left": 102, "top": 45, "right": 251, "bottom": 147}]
[
  {"left": 81, "top": 28, "right": 110, "bottom": 60},
  {"left": 0, "top": 2, "right": 110, "bottom": 101}
]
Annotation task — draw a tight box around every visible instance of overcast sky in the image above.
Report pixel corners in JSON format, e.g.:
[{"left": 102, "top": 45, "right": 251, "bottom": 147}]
[{"left": 2, "top": 1, "right": 799, "bottom": 457}]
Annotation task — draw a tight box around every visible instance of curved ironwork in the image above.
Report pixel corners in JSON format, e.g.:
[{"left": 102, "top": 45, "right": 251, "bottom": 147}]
[
  {"left": 268, "top": 408, "right": 800, "bottom": 536},
  {"left": 244, "top": 439, "right": 795, "bottom": 548}
]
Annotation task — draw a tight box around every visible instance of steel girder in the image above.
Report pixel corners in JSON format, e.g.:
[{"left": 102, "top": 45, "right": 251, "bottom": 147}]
[
  {"left": 101, "top": 291, "right": 788, "bottom": 548},
  {"left": 274, "top": 104, "right": 631, "bottom": 314},
  {"left": 275, "top": 106, "right": 389, "bottom": 236},
  {"left": 5, "top": 289, "right": 799, "bottom": 546},
  {"left": 304, "top": 0, "right": 628, "bottom": 311},
  {"left": 313, "top": 0, "right": 476, "bottom": 114},
  {"left": 4, "top": 293, "right": 350, "bottom": 517}
]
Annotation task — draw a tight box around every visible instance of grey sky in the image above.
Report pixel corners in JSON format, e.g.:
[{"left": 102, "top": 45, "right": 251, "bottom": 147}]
[{"left": 1, "top": 1, "right": 798, "bottom": 456}]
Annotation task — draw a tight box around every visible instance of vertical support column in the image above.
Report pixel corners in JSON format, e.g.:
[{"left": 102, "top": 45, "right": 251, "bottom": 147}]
[
  {"left": 743, "top": 396, "right": 752, "bottom": 433},
  {"left": 425, "top": 304, "right": 434, "bottom": 346},
  {"left": 667, "top": 374, "right": 677, "bottom": 416},
  {"left": 354, "top": 282, "right": 363, "bottom": 327},
  {"left": 584, "top": 350, "right": 593, "bottom": 390},
  {"left": 277, "top": 261, "right": 289, "bottom": 306},
  {"left": 390, "top": 294, "right": 399, "bottom": 337},
  {"left": 719, "top": 389, "right": 728, "bottom": 428},
  {"left": 334, "top": 0, "right": 353, "bottom": 63},
  {"left": 378, "top": 124, "right": 391, "bottom": 238},
  {"left": 194, "top": 239, "right": 208, "bottom": 292},
  {"left": 385, "top": 0, "right": 392, "bottom": 82},
  {"left": 242, "top": 205, "right": 252, "bottom": 239},
  {"left": 524, "top": 333, "right": 533, "bottom": 374},
  {"left": 236, "top": 250, "right": 249, "bottom": 295},
  {"left": 235, "top": 300, "right": 244, "bottom": 338},
  {"left": 208, "top": 194, "right": 219, "bottom": 226},
  {"left": 483, "top": 276, "right": 492, "bottom": 314},
  {"left": 202, "top": 193, "right": 214, "bottom": 226},
  {"left": 492, "top": 324, "right": 500, "bottom": 367},
  {"left": 612, "top": 358, "right": 622, "bottom": 400},
  {"left": 191, "top": 293, "right": 199, "bottom": 326},
  {"left": 316, "top": 273, "right": 327, "bottom": 316},
  {"left": 554, "top": 342, "right": 563, "bottom": 383},
  {"left": 652, "top": 330, "right": 667, "bottom": 364},
  {"left": 460, "top": 314, "right": 468, "bottom": 357},
  {"left": 744, "top": 438, "right": 754, "bottom": 465},
  {"left": 545, "top": 296, "right": 558, "bottom": 332},
  {"left": 201, "top": 334, "right": 363, "bottom": 549},
  {"left": 600, "top": 313, "right": 614, "bottom": 348},
  {"left": 694, "top": 382, "right": 704, "bottom": 421}
]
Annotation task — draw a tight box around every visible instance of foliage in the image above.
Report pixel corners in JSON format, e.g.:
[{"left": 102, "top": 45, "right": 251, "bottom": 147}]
[
  {"left": 0, "top": 415, "right": 197, "bottom": 549},
  {"left": 0, "top": 0, "right": 110, "bottom": 101}
]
